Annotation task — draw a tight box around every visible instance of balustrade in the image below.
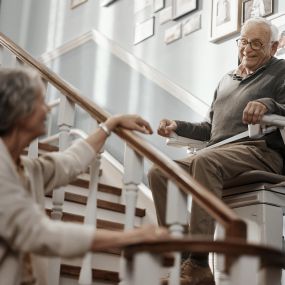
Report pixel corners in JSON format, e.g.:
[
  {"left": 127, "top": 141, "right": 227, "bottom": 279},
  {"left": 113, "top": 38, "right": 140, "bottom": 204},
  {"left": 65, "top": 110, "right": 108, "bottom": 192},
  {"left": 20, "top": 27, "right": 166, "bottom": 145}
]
[{"left": 1, "top": 31, "right": 283, "bottom": 285}]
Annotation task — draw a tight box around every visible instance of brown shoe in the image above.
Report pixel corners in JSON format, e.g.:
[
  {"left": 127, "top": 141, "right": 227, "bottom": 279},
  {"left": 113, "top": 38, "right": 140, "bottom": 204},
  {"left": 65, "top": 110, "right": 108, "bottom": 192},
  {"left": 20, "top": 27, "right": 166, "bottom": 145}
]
[{"left": 161, "top": 259, "right": 215, "bottom": 285}]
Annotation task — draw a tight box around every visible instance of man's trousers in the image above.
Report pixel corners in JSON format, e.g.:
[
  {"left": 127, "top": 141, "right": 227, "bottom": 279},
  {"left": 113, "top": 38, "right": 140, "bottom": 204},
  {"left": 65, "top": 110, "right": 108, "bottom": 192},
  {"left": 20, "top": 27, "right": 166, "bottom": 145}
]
[{"left": 148, "top": 140, "right": 283, "bottom": 237}]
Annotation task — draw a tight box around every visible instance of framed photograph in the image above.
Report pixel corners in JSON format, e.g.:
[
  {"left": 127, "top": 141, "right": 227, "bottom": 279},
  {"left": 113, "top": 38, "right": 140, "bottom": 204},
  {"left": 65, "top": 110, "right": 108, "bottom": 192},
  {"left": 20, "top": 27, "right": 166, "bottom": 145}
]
[
  {"left": 172, "top": 0, "right": 198, "bottom": 20},
  {"left": 242, "top": 0, "right": 273, "bottom": 24},
  {"left": 135, "top": 0, "right": 152, "bottom": 13},
  {"left": 269, "top": 13, "right": 285, "bottom": 59},
  {"left": 100, "top": 0, "right": 117, "bottom": 7},
  {"left": 164, "top": 23, "right": 182, "bottom": 44},
  {"left": 134, "top": 17, "right": 155, "bottom": 45},
  {"left": 70, "top": 0, "right": 87, "bottom": 9},
  {"left": 159, "top": 6, "right": 173, "bottom": 25},
  {"left": 154, "top": 0, "right": 165, "bottom": 12},
  {"left": 210, "top": 0, "right": 242, "bottom": 42},
  {"left": 183, "top": 14, "right": 201, "bottom": 36}
]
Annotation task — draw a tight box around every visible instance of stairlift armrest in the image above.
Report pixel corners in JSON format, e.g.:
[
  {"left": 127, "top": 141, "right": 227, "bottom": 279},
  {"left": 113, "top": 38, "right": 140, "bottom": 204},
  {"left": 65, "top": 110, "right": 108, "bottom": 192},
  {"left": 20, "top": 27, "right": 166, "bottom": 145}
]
[
  {"left": 166, "top": 114, "right": 285, "bottom": 152},
  {"left": 261, "top": 114, "right": 285, "bottom": 128},
  {"left": 248, "top": 115, "right": 285, "bottom": 138},
  {"left": 166, "top": 132, "right": 208, "bottom": 151}
]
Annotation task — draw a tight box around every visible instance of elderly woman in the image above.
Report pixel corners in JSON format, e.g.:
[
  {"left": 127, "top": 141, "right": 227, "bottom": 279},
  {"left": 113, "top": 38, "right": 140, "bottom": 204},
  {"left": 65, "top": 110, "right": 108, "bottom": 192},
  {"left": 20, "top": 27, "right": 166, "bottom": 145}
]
[{"left": 0, "top": 67, "right": 166, "bottom": 285}]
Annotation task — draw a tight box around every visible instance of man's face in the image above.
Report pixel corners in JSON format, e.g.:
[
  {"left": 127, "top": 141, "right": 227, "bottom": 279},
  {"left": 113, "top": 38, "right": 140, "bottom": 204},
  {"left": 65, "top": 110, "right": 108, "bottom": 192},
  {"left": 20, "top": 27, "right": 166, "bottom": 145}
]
[{"left": 238, "top": 22, "right": 277, "bottom": 72}]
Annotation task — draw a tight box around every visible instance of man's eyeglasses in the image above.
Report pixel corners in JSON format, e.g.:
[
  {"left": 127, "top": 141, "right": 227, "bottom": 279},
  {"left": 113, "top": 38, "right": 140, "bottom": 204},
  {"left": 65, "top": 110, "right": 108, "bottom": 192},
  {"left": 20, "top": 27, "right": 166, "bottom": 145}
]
[{"left": 236, "top": 38, "right": 269, "bottom": 51}]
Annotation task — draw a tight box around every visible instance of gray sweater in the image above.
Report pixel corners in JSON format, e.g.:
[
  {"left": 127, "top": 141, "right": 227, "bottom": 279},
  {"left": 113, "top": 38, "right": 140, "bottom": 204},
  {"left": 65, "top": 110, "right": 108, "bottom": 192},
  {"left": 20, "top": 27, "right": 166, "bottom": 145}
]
[{"left": 175, "top": 57, "right": 285, "bottom": 153}]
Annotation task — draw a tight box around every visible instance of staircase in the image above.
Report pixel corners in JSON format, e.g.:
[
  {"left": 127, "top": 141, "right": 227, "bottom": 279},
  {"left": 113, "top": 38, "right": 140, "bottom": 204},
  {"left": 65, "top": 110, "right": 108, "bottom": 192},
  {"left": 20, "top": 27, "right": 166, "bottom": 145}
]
[
  {"left": 1, "top": 31, "right": 285, "bottom": 285},
  {"left": 37, "top": 142, "right": 150, "bottom": 285}
]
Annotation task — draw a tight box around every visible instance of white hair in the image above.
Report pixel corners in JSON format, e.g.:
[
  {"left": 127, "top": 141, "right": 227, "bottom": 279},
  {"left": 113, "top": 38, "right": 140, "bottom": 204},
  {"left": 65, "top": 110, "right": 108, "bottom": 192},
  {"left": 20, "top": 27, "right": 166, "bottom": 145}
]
[
  {"left": 242, "top": 17, "right": 279, "bottom": 42},
  {"left": 0, "top": 67, "right": 44, "bottom": 135}
]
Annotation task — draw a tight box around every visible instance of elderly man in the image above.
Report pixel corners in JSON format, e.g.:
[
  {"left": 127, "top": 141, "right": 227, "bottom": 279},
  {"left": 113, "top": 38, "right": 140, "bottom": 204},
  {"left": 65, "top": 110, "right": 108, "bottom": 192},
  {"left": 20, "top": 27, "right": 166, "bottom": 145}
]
[{"left": 148, "top": 17, "right": 285, "bottom": 285}]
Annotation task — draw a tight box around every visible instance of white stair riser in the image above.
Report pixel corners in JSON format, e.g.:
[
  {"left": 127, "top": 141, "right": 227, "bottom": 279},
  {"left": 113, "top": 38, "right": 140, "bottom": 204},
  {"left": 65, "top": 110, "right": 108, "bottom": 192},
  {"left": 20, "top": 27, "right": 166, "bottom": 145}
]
[
  {"left": 61, "top": 253, "right": 121, "bottom": 272},
  {"left": 60, "top": 276, "right": 117, "bottom": 285}
]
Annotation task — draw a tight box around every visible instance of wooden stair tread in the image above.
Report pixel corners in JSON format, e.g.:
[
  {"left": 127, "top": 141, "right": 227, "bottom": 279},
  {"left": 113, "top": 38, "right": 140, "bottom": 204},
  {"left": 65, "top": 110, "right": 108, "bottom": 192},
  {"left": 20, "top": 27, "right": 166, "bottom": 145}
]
[
  {"left": 71, "top": 178, "right": 122, "bottom": 196},
  {"left": 46, "top": 209, "right": 124, "bottom": 231},
  {"left": 45, "top": 192, "right": 145, "bottom": 217},
  {"left": 60, "top": 264, "right": 119, "bottom": 283}
]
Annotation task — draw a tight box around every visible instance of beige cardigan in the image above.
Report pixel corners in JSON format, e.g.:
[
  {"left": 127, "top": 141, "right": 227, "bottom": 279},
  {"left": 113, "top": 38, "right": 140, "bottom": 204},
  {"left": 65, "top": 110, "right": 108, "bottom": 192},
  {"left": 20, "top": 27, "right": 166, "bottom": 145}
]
[{"left": 0, "top": 138, "right": 96, "bottom": 285}]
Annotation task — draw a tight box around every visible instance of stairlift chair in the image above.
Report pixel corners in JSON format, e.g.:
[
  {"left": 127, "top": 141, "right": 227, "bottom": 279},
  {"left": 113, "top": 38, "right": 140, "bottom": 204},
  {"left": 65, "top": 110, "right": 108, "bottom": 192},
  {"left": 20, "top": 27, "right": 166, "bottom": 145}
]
[{"left": 166, "top": 114, "right": 285, "bottom": 250}]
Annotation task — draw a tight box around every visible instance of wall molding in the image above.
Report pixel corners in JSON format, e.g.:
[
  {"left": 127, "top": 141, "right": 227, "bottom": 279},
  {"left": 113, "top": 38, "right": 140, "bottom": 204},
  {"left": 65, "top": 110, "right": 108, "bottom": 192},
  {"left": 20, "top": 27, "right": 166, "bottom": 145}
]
[{"left": 39, "top": 29, "right": 209, "bottom": 117}]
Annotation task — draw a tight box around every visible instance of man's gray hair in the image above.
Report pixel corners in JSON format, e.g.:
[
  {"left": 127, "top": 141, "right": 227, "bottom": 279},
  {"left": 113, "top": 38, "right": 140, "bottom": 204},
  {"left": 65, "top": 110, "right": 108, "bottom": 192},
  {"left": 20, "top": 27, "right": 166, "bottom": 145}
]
[
  {"left": 242, "top": 17, "right": 279, "bottom": 42},
  {"left": 0, "top": 67, "right": 44, "bottom": 136}
]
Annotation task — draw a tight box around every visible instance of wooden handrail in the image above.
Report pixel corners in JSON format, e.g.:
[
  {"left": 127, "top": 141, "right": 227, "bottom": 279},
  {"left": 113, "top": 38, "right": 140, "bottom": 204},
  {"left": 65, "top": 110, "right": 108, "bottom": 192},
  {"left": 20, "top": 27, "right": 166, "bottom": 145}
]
[
  {"left": 123, "top": 237, "right": 285, "bottom": 268},
  {"left": 0, "top": 32, "right": 246, "bottom": 240}
]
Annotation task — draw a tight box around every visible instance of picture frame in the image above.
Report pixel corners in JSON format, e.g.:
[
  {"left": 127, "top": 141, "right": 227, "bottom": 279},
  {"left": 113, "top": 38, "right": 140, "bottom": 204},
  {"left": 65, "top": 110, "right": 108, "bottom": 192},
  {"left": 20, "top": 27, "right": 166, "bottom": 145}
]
[
  {"left": 209, "top": 0, "right": 242, "bottom": 43},
  {"left": 269, "top": 13, "right": 285, "bottom": 59},
  {"left": 159, "top": 7, "right": 173, "bottom": 25},
  {"left": 183, "top": 14, "right": 201, "bottom": 36},
  {"left": 164, "top": 23, "right": 182, "bottom": 44},
  {"left": 242, "top": 0, "right": 273, "bottom": 24},
  {"left": 172, "top": 0, "right": 198, "bottom": 20},
  {"left": 134, "top": 17, "right": 155, "bottom": 45},
  {"left": 100, "top": 0, "right": 117, "bottom": 7},
  {"left": 70, "top": 0, "right": 87, "bottom": 9},
  {"left": 154, "top": 0, "right": 165, "bottom": 12}
]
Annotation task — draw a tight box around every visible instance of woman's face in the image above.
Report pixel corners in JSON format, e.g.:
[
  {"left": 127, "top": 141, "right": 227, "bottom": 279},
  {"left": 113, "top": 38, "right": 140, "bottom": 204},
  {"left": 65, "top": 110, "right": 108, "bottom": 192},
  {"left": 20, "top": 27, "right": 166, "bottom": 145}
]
[{"left": 18, "top": 84, "right": 50, "bottom": 140}]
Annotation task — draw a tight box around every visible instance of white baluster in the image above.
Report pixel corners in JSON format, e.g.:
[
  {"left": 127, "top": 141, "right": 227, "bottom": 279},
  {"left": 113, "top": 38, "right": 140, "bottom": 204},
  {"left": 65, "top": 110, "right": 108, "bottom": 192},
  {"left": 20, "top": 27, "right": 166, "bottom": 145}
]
[
  {"left": 120, "top": 144, "right": 143, "bottom": 285},
  {"left": 51, "top": 96, "right": 75, "bottom": 219},
  {"left": 79, "top": 146, "right": 103, "bottom": 285},
  {"left": 229, "top": 256, "right": 259, "bottom": 285},
  {"left": 166, "top": 180, "right": 188, "bottom": 285},
  {"left": 133, "top": 253, "right": 161, "bottom": 285},
  {"left": 48, "top": 95, "right": 75, "bottom": 285},
  {"left": 122, "top": 145, "right": 143, "bottom": 230}
]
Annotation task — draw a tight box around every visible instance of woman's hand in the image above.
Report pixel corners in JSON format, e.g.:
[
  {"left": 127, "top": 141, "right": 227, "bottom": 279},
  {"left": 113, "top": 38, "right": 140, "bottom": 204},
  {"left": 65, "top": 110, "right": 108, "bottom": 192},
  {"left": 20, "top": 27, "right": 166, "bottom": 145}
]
[
  {"left": 85, "top": 114, "right": 152, "bottom": 153},
  {"left": 91, "top": 225, "right": 169, "bottom": 252},
  {"left": 105, "top": 114, "right": 153, "bottom": 134}
]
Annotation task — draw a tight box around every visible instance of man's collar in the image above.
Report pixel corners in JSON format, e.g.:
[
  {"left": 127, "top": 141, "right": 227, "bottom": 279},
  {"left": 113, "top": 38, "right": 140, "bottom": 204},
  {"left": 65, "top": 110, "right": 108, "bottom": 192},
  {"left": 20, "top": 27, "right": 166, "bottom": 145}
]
[{"left": 230, "top": 57, "right": 277, "bottom": 80}]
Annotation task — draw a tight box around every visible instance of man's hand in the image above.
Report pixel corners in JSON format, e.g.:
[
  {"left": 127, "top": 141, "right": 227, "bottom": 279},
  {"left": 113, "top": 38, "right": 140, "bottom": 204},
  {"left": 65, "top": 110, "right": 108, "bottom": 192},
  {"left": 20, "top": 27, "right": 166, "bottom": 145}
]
[
  {"left": 242, "top": 101, "right": 268, "bottom": 125},
  {"left": 157, "top": 119, "right": 177, "bottom": 137}
]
